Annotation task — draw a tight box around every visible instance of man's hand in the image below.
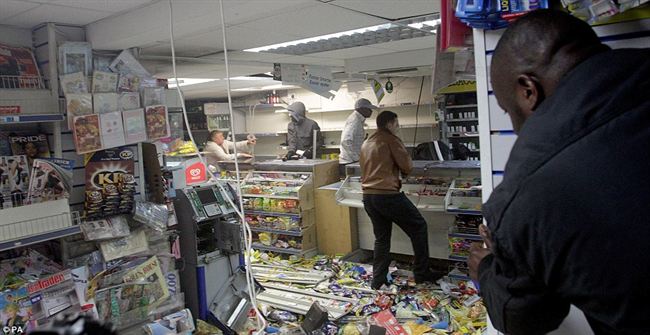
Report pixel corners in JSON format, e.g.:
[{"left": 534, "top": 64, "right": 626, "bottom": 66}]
[
  {"left": 469, "top": 224, "right": 493, "bottom": 282},
  {"left": 238, "top": 153, "right": 253, "bottom": 158}
]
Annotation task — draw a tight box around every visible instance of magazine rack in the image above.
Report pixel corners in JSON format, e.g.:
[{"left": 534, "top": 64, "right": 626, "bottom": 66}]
[{"left": 0, "top": 198, "right": 73, "bottom": 243}]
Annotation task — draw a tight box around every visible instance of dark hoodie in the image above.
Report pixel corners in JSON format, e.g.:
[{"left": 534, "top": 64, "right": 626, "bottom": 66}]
[
  {"left": 480, "top": 48, "right": 650, "bottom": 335},
  {"left": 287, "top": 102, "right": 323, "bottom": 156}
]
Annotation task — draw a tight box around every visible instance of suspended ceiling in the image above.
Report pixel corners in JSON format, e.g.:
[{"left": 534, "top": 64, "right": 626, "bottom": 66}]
[{"left": 0, "top": 0, "right": 439, "bottom": 98}]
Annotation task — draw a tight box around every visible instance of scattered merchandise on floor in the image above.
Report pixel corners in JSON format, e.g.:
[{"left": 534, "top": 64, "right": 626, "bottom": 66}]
[{"left": 249, "top": 252, "right": 487, "bottom": 335}]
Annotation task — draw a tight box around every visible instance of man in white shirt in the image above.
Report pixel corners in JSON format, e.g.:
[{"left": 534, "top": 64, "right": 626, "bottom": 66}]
[
  {"left": 204, "top": 130, "right": 256, "bottom": 171},
  {"left": 339, "top": 98, "right": 378, "bottom": 175}
]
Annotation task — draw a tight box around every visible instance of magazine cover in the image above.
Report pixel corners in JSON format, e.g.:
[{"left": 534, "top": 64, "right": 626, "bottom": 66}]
[
  {"left": 66, "top": 93, "right": 93, "bottom": 129},
  {"left": 26, "top": 159, "right": 71, "bottom": 204},
  {"left": 98, "top": 230, "right": 148, "bottom": 261},
  {"left": 0, "top": 287, "right": 35, "bottom": 333},
  {"left": 117, "top": 73, "right": 141, "bottom": 92},
  {"left": 71, "top": 266, "right": 99, "bottom": 318},
  {"left": 143, "top": 87, "right": 166, "bottom": 106},
  {"left": 0, "top": 133, "right": 12, "bottom": 156},
  {"left": 123, "top": 256, "right": 170, "bottom": 307},
  {"left": 60, "top": 72, "right": 88, "bottom": 95},
  {"left": 93, "top": 93, "right": 119, "bottom": 114},
  {"left": 109, "top": 49, "right": 150, "bottom": 77},
  {"left": 122, "top": 109, "right": 147, "bottom": 144},
  {"left": 0, "top": 156, "right": 9, "bottom": 194},
  {"left": 0, "top": 43, "right": 42, "bottom": 89},
  {"left": 100, "top": 111, "right": 126, "bottom": 149},
  {"left": 9, "top": 133, "right": 50, "bottom": 166},
  {"left": 145, "top": 105, "right": 170, "bottom": 140},
  {"left": 93, "top": 53, "right": 113, "bottom": 72},
  {"left": 144, "top": 308, "right": 195, "bottom": 335},
  {"left": 58, "top": 42, "right": 92, "bottom": 76},
  {"left": 26, "top": 158, "right": 73, "bottom": 204},
  {"left": 119, "top": 92, "right": 141, "bottom": 110},
  {"left": 92, "top": 71, "right": 118, "bottom": 93},
  {"left": 73, "top": 114, "right": 103, "bottom": 154},
  {"left": 4, "top": 155, "right": 30, "bottom": 206}
]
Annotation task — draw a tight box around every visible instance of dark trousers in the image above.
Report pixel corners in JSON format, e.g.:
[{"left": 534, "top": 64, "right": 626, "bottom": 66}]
[{"left": 363, "top": 192, "right": 430, "bottom": 288}]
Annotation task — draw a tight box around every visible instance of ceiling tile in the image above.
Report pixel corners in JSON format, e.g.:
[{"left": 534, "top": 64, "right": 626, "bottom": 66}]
[
  {"left": 306, "top": 46, "right": 395, "bottom": 59},
  {"left": 331, "top": 0, "right": 439, "bottom": 20},
  {"left": 3, "top": 3, "right": 110, "bottom": 27},
  {"left": 371, "top": 35, "right": 435, "bottom": 52},
  {"left": 0, "top": 0, "right": 40, "bottom": 22},
  {"left": 22, "top": 0, "right": 155, "bottom": 13},
  {"left": 237, "top": 2, "right": 385, "bottom": 40}
]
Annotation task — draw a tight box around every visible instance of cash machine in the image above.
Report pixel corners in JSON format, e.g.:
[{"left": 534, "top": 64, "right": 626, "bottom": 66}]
[{"left": 174, "top": 182, "right": 255, "bottom": 333}]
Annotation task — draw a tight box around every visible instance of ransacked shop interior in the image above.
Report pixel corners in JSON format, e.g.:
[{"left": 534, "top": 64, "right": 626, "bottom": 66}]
[{"left": 0, "top": 0, "right": 648, "bottom": 335}]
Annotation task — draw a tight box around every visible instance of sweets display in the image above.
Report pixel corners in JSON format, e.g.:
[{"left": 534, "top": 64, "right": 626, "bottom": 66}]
[
  {"left": 245, "top": 213, "right": 301, "bottom": 231},
  {"left": 243, "top": 197, "right": 299, "bottom": 214}
]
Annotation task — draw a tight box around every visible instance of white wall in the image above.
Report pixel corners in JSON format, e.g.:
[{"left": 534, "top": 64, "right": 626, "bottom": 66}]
[
  {"left": 0, "top": 25, "right": 32, "bottom": 47},
  {"left": 242, "top": 76, "right": 440, "bottom": 157}
]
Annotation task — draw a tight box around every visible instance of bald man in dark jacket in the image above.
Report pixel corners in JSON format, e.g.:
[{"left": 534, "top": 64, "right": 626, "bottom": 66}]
[{"left": 469, "top": 10, "right": 650, "bottom": 335}]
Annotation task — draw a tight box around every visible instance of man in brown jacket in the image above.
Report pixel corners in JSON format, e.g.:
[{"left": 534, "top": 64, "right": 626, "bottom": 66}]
[{"left": 360, "top": 111, "right": 432, "bottom": 289}]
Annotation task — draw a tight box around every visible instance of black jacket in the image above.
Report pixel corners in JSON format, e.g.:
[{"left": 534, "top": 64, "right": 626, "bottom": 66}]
[{"left": 480, "top": 48, "right": 650, "bottom": 335}]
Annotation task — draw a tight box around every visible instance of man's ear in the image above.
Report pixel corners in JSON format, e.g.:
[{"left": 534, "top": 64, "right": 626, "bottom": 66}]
[{"left": 515, "top": 74, "right": 544, "bottom": 115}]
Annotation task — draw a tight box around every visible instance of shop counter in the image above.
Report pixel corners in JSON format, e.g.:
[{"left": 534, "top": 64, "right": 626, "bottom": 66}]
[{"left": 334, "top": 160, "right": 481, "bottom": 260}]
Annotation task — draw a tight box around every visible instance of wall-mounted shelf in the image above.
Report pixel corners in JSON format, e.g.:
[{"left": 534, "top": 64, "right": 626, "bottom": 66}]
[
  {"left": 445, "top": 104, "right": 478, "bottom": 109},
  {"left": 275, "top": 122, "right": 437, "bottom": 134},
  {"left": 0, "top": 114, "right": 64, "bottom": 124},
  {"left": 448, "top": 132, "right": 479, "bottom": 138},
  {"left": 272, "top": 102, "right": 432, "bottom": 114},
  {"left": 446, "top": 118, "right": 478, "bottom": 122},
  {"left": 249, "top": 226, "right": 303, "bottom": 237}
]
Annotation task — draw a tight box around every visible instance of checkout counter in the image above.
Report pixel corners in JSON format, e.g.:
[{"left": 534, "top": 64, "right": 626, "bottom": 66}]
[{"left": 322, "top": 160, "right": 482, "bottom": 260}]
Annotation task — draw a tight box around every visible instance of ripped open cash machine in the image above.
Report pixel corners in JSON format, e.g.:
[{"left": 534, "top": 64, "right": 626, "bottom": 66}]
[{"left": 174, "top": 181, "right": 259, "bottom": 334}]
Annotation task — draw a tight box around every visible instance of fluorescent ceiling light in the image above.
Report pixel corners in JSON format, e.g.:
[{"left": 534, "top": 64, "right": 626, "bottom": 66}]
[
  {"left": 244, "top": 23, "right": 391, "bottom": 53},
  {"left": 168, "top": 78, "right": 219, "bottom": 88},
  {"left": 408, "top": 19, "right": 441, "bottom": 31},
  {"left": 231, "top": 84, "right": 299, "bottom": 92},
  {"left": 229, "top": 76, "right": 270, "bottom": 81}
]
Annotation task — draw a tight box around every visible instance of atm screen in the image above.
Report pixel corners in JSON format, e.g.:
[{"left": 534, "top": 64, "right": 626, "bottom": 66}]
[{"left": 196, "top": 188, "right": 218, "bottom": 204}]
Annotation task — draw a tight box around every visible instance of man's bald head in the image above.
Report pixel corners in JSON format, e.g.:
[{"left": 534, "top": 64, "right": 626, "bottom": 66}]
[{"left": 491, "top": 9, "right": 609, "bottom": 133}]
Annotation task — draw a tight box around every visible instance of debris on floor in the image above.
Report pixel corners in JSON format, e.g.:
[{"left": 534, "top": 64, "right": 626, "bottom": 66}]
[{"left": 250, "top": 252, "right": 487, "bottom": 335}]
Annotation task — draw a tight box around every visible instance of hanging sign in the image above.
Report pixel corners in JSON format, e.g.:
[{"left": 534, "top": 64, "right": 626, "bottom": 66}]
[
  {"left": 279, "top": 63, "right": 338, "bottom": 99},
  {"left": 371, "top": 79, "right": 385, "bottom": 103},
  {"left": 185, "top": 161, "right": 206, "bottom": 185}
]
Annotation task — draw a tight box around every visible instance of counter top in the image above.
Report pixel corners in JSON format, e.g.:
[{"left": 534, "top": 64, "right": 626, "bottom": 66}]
[
  {"left": 254, "top": 159, "right": 336, "bottom": 168},
  {"left": 346, "top": 160, "right": 480, "bottom": 170},
  {"left": 319, "top": 181, "right": 343, "bottom": 191}
]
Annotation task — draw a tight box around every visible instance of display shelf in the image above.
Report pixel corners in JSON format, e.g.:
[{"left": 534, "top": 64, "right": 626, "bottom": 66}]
[
  {"left": 252, "top": 243, "right": 315, "bottom": 255},
  {"left": 242, "top": 194, "right": 299, "bottom": 200},
  {"left": 246, "top": 210, "right": 301, "bottom": 217},
  {"left": 1, "top": 199, "right": 75, "bottom": 243},
  {"left": 446, "top": 118, "right": 479, "bottom": 122},
  {"left": 249, "top": 226, "right": 303, "bottom": 237},
  {"left": 448, "top": 273, "right": 471, "bottom": 281},
  {"left": 445, "top": 178, "right": 482, "bottom": 213},
  {"left": 276, "top": 122, "right": 436, "bottom": 134},
  {"left": 0, "top": 114, "right": 64, "bottom": 124},
  {"left": 448, "top": 232, "right": 483, "bottom": 241},
  {"left": 273, "top": 102, "right": 431, "bottom": 114},
  {"left": 445, "top": 104, "right": 478, "bottom": 109},
  {"left": 447, "top": 208, "right": 482, "bottom": 215},
  {"left": 0, "top": 225, "right": 80, "bottom": 252},
  {"left": 449, "top": 254, "right": 468, "bottom": 262},
  {"left": 448, "top": 132, "right": 480, "bottom": 137}
]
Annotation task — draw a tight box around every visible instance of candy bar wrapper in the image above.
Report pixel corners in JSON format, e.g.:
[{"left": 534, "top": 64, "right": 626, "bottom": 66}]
[
  {"left": 123, "top": 109, "right": 147, "bottom": 144},
  {"left": 145, "top": 105, "right": 170, "bottom": 140},
  {"left": 66, "top": 93, "right": 93, "bottom": 129},
  {"left": 93, "top": 93, "right": 119, "bottom": 114},
  {"left": 60, "top": 72, "right": 88, "bottom": 95},
  {"left": 80, "top": 216, "right": 131, "bottom": 241},
  {"left": 100, "top": 111, "right": 126, "bottom": 149},
  {"left": 92, "top": 70, "right": 118, "bottom": 93},
  {"left": 72, "top": 114, "right": 103, "bottom": 154},
  {"left": 119, "top": 92, "right": 141, "bottom": 110}
]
